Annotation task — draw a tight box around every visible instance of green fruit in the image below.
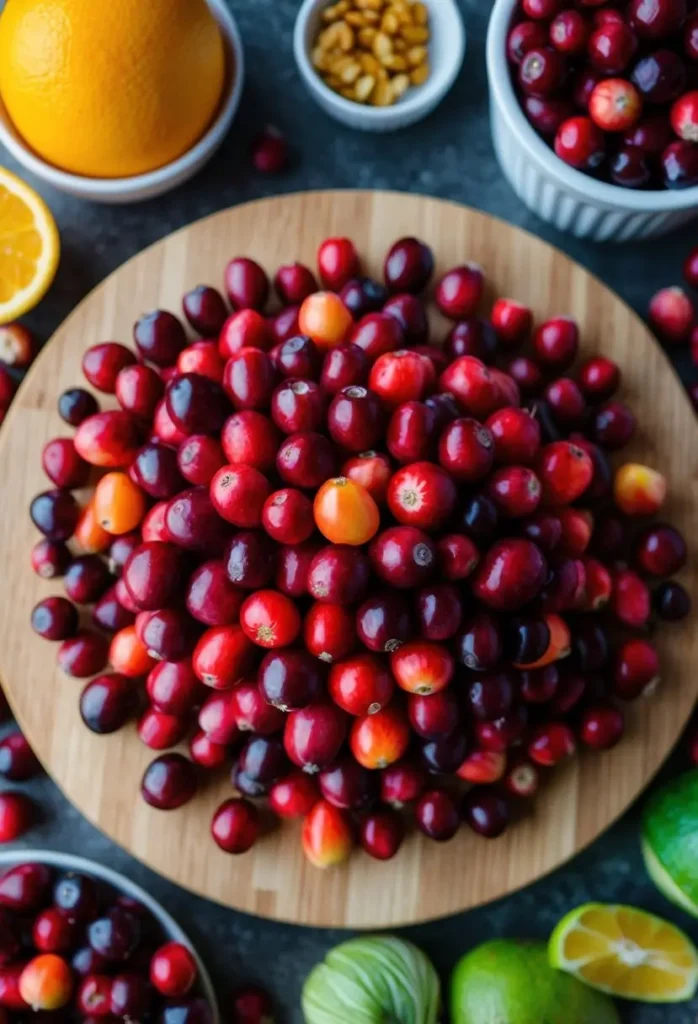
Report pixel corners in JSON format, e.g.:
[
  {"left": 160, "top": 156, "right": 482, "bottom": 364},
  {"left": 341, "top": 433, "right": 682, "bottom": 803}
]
[
  {"left": 450, "top": 939, "right": 620, "bottom": 1024},
  {"left": 643, "top": 770, "right": 698, "bottom": 917},
  {"left": 302, "top": 936, "right": 440, "bottom": 1024}
]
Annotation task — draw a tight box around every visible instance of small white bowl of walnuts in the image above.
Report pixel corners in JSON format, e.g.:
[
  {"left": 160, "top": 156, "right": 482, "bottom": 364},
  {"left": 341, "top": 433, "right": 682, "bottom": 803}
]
[{"left": 294, "top": 0, "right": 465, "bottom": 131}]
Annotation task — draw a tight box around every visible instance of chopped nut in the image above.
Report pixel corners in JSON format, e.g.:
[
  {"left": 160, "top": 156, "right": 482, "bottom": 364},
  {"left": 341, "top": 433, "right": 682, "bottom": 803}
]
[
  {"left": 372, "top": 78, "right": 394, "bottom": 105},
  {"left": 381, "top": 10, "right": 400, "bottom": 34},
  {"left": 312, "top": 46, "right": 330, "bottom": 71},
  {"left": 338, "top": 22, "right": 355, "bottom": 50},
  {"left": 406, "top": 44, "right": 427, "bottom": 67},
  {"left": 363, "top": 9, "right": 380, "bottom": 23},
  {"left": 345, "top": 10, "right": 365, "bottom": 26},
  {"left": 372, "top": 30, "right": 393, "bottom": 59},
  {"left": 340, "top": 86, "right": 357, "bottom": 99},
  {"left": 412, "top": 1, "right": 429, "bottom": 25},
  {"left": 391, "top": 73, "right": 410, "bottom": 98},
  {"left": 410, "top": 60, "right": 430, "bottom": 85},
  {"left": 358, "top": 26, "right": 377, "bottom": 45},
  {"left": 393, "top": 37, "right": 407, "bottom": 53},
  {"left": 400, "top": 24, "right": 429, "bottom": 43},
  {"left": 359, "top": 52, "right": 381, "bottom": 74},
  {"left": 339, "top": 59, "right": 362, "bottom": 83},
  {"left": 355, "top": 0, "right": 382, "bottom": 9},
  {"left": 355, "top": 74, "right": 376, "bottom": 101},
  {"left": 383, "top": 53, "right": 408, "bottom": 71},
  {"left": 319, "top": 22, "right": 343, "bottom": 50}
]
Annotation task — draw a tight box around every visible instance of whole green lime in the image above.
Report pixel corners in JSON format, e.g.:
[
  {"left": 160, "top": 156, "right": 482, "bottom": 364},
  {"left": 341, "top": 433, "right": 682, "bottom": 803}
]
[
  {"left": 643, "top": 770, "right": 698, "bottom": 917},
  {"left": 450, "top": 939, "right": 620, "bottom": 1024}
]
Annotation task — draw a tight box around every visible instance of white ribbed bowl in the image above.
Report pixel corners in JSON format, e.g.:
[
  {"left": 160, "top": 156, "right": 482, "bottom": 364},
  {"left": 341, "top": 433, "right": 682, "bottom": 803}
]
[{"left": 486, "top": 0, "right": 698, "bottom": 242}]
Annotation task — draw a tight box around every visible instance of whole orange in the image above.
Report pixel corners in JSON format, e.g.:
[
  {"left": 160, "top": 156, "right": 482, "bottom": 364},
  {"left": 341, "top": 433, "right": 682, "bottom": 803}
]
[{"left": 0, "top": 0, "right": 226, "bottom": 178}]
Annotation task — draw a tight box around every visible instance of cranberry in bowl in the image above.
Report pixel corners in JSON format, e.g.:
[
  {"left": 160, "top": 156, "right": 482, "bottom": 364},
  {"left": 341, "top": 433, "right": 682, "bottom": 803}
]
[{"left": 486, "top": 0, "right": 698, "bottom": 240}]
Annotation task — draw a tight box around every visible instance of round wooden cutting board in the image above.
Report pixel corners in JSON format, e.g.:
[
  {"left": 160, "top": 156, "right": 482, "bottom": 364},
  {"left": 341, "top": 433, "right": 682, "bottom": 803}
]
[{"left": 1, "top": 191, "right": 696, "bottom": 928}]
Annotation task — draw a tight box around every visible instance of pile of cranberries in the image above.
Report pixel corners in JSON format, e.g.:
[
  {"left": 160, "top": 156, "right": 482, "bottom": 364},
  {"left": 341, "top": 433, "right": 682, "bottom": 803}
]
[
  {"left": 0, "top": 861, "right": 217, "bottom": 1023},
  {"left": 507, "top": 0, "right": 698, "bottom": 190},
  {"left": 28, "top": 233, "right": 691, "bottom": 867}
]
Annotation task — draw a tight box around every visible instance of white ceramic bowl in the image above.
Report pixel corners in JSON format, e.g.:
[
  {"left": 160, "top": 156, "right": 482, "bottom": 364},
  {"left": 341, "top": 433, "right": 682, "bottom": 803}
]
[
  {"left": 487, "top": 0, "right": 698, "bottom": 242},
  {"left": 294, "top": 0, "right": 465, "bottom": 132},
  {"left": 0, "top": 849, "right": 219, "bottom": 1022},
  {"left": 0, "top": 0, "right": 244, "bottom": 204}
]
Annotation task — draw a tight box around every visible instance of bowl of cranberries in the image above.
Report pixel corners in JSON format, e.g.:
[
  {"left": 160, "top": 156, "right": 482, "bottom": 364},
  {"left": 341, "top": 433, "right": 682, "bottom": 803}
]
[
  {"left": 0, "top": 850, "right": 218, "bottom": 1023},
  {"left": 487, "top": 0, "right": 698, "bottom": 240}
]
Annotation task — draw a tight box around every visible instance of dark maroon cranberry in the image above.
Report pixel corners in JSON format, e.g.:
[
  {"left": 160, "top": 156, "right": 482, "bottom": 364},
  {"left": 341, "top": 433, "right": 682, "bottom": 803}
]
[
  {"left": 415, "top": 789, "right": 460, "bottom": 841},
  {"left": 628, "top": 0, "right": 687, "bottom": 40},
  {"left": 415, "top": 584, "right": 463, "bottom": 640},
  {"left": 421, "top": 730, "right": 468, "bottom": 774},
  {"left": 182, "top": 285, "right": 228, "bottom": 336},
  {"left": 360, "top": 809, "right": 405, "bottom": 860},
  {"left": 225, "top": 531, "right": 276, "bottom": 589},
  {"left": 624, "top": 115, "right": 674, "bottom": 153},
  {"left": 259, "top": 649, "right": 324, "bottom": 710},
  {"left": 458, "top": 493, "right": 499, "bottom": 544},
  {"left": 0, "top": 863, "right": 51, "bottom": 911},
  {"left": 356, "top": 592, "right": 412, "bottom": 652},
  {"left": 524, "top": 95, "right": 576, "bottom": 136},
  {"left": 232, "top": 766, "right": 269, "bottom": 797},
  {"left": 519, "top": 47, "right": 568, "bottom": 97},
  {"left": 308, "top": 545, "right": 371, "bottom": 604},
  {"left": 327, "top": 385, "right": 384, "bottom": 452},
  {"left": 64, "top": 555, "right": 112, "bottom": 604},
  {"left": 445, "top": 319, "right": 497, "bottom": 364},
  {"left": 72, "top": 946, "right": 107, "bottom": 976},
  {"left": 320, "top": 344, "right": 369, "bottom": 395},
  {"left": 456, "top": 613, "right": 503, "bottom": 671},
  {"left": 141, "top": 753, "right": 197, "bottom": 809},
  {"left": 611, "top": 147, "right": 652, "bottom": 188},
  {"left": 88, "top": 908, "right": 140, "bottom": 961},
  {"left": 662, "top": 140, "right": 698, "bottom": 188},
  {"left": 382, "top": 293, "right": 430, "bottom": 345},
  {"left": 573, "top": 67, "right": 604, "bottom": 109},
  {"left": 508, "top": 356, "right": 543, "bottom": 395},
  {"left": 521, "top": 512, "right": 562, "bottom": 553},
  {"left": 276, "top": 431, "right": 337, "bottom": 488},
  {"left": 387, "top": 400, "right": 438, "bottom": 463},
  {"left": 425, "top": 392, "right": 460, "bottom": 430},
  {"left": 588, "top": 22, "right": 638, "bottom": 73},
  {"left": 186, "top": 560, "right": 243, "bottom": 626},
  {"left": 319, "top": 758, "right": 377, "bottom": 810},
  {"left": 31, "top": 596, "right": 79, "bottom": 640},
  {"left": 520, "top": 665, "right": 559, "bottom": 703},
  {"left": 654, "top": 580, "right": 692, "bottom": 621},
  {"left": 158, "top": 998, "right": 212, "bottom": 1024},
  {"left": 80, "top": 674, "right": 138, "bottom": 734},
  {"left": 570, "top": 620, "right": 609, "bottom": 671},
  {"left": 408, "top": 690, "right": 460, "bottom": 739},
  {"left": 58, "top": 387, "right": 99, "bottom": 426},
  {"left": 369, "top": 526, "right": 436, "bottom": 589},
  {"left": 123, "top": 541, "right": 183, "bottom": 610},
  {"left": 271, "top": 378, "right": 325, "bottom": 434},
  {"left": 58, "top": 629, "right": 109, "bottom": 677},
  {"left": 31, "top": 538, "right": 72, "bottom": 580},
  {"left": 508, "top": 19, "right": 549, "bottom": 63},
  {"left": 273, "top": 335, "right": 320, "bottom": 379},
  {"left": 134, "top": 311, "right": 187, "bottom": 367},
  {"left": 54, "top": 872, "right": 98, "bottom": 923},
  {"left": 275, "top": 540, "right": 320, "bottom": 598},
  {"left": 274, "top": 263, "right": 317, "bottom": 305},
  {"left": 571, "top": 437, "right": 612, "bottom": 500},
  {"left": 631, "top": 49, "right": 687, "bottom": 103},
  {"left": 0, "top": 732, "right": 39, "bottom": 781},
  {"left": 130, "top": 443, "right": 183, "bottom": 499},
  {"left": 340, "top": 277, "right": 388, "bottom": 318},
  {"left": 165, "top": 374, "right": 229, "bottom": 435},
  {"left": 384, "top": 237, "right": 434, "bottom": 293},
  {"left": 110, "top": 973, "right": 150, "bottom": 1017},
  {"left": 165, "top": 488, "right": 232, "bottom": 555},
  {"left": 141, "top": 608, "right": 198, "bottom": 662},
  {"left": 225, "top": 257, "right": 269, "bottom": 311},
  {"left": 592, "top": 400, "right": 636, "bottom": 449},
  {"left": 462, "top": 788, "right": 510, "bottom": 838},
  {"left": 30, "top": 489, "right": 80, "bottom": 540},
  {"left": 635, "top": 523, "right": 687, "bottom": 577},
  {"left": 238, "top": 736, "right": 288, "bottom": 783},
  {"left": 467, "top": 673, "right": 515, "bottom": 721},
  {"left": 504, "top": 617, "right": 550, "bottom": 664}
]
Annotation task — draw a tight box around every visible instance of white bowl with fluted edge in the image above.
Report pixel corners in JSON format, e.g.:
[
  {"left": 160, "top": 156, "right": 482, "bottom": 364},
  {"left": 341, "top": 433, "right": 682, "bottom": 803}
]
[
  {"left": 0, "top": 849, "right": 219, "bottom": 1023},
  {"left": 294, "top": 0, "right": 465, "bottom": 132},
  {"left": 486, "top": 0, "right": 698, "bottom": 242},
  {"left": 0, "top": 0, "right": 244, "bottom": 204}
]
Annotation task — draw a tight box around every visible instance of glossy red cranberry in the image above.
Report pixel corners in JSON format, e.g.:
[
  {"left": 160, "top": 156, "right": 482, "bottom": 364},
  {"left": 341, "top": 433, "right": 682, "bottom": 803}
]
[
  {"left": 387, "top": 461, "right": 456, "bottom": 530},
  {"left": 629, "top": 0, "right": 687, "bottom": 39},
  {"left": 342, "top": 450, "right": 392, "bottom": 504},
  {"left": 462, "top": 788, "right": 510, "bottom": 838},
  {"left": 528, "top": 721, "right": 576, "bottom": 766},
  {"left": 275, "top": 540, "right": 320, "bottom": 598},
  {"left": 87, "top": 906, "right": 141, "bottom": 962},
  {"left": 259, "top": 649, "right": 323, "bottom": 710},
  {"left": 134, "top": 310, "right": 187, "bottom": 367},
  {"left": 58, "top": 387, "right": 99, "bottom": 426},
  {"left": 223, "top": 348, "right": 276, "bottom": 411},
  {"left": 507, "top": 356, "right": 543, "bottom": 395},
  {"left": 115, "top": 363, "right": 164, "bottom": 419},
  {"left": 182, "top": 285, "right": 228, "bottom": 336},
  {"left": 319, "top": 758, "right": 377, "bottom": 810},
  {"left": 380, "top": 759, "right": 426, "bottom": 807},
  {"left": 80, "top": 674, "right": 138, "bottom": 734},
  {"left": 175, "top": 436, "right": 225, "bottom": 488},
  {"left": 383, "top": 237, "right": 434, "bottom": 293},
  {"left": 415, "top": 789, "right": 460, "bottom": 841},
  {"left": 415, "top": 583, "right": 463, "bottom": 641},
  {"left": 57, "top": 630, "right": 109, "bottom": 677},
  {"left": 211, "top": 798, "right": 259, "bottom": 854},
  {"left": 455, "top": 613, "right": 502, "bottom": 671},
  {"left": 91, "top": 585, "right": 132, "bottom": 632},
  {"left": 177, "top": 340, "right": 226, "bottom": 382},
  {"left": 545, "top": 378, "right": 586, "bottom": 427},
  {"left": 31, "top": 596, "right": 78, "bottom": 640},
  {"left": 123, "top": 541, "right": 183, "bottom": 611},
  {"left": 251, "top": 125, "right": 289, "bottom": 172},
  {"left": 153, "top": 398, "right": 188, "bottom": 446},
  {"left": 30, "top": 489, "right": 80, "bottom": 541},
  {"left": 580, "top": 704, "right": 625, "bottom": 749},
  {"left": 269, "top": 772, "right": 319, "bottom": 818},
  {"left": 320, "top": 344, "right": 369, "bottom": 394},
  {"left": 655, "top": 580, "right": 691, "bottom": 621},
  {"left": 634, "top": 523, "right": 687, "bottom": 577},
  {"left": 0, "top": 864, "right": 49, "bottom": 915},
  {"left": 523, "top": 0, "right": 563, "bottom": 15},
  {"left": 672, "top": 90, "right": 698, "bottom": 143},
  {"left": 487, "top": 466, "right": 542, "bottom": 519},
  {"left": 507, "top": 19, "right": 549, "bottom": 62},
  {"left": 41, "top": 438, "right": 90, "bottom": 489},
  {"left": 231, "top": 986, "right": 274, "bottom": 1024},
  {"left": 197, "top": 689, "right": 240, "bottom": 746},
  {"left": 274, "top": 263, "right": 317, "bottom": 306},
  {"left": 219, "top": 310, "right": 273, "bottom": 359},
  {"left": 30, "top": 907, "right": 73, "bottom": 953},
  {"left": 438, "top": 356, "right": 507, "bottom": 420},
  {"left": 284, "top": 702, "right": 347, "bottom": 772},
  {"left": 360, "top": 809, "right": 405, "bottom": 860},
  {"left": 269, "top": 305, "right": 301, "bottom": 346},
  {"left": 632, "top": 50, "right": 687, "bottom": 105},
  {"left": 591, "top": 400, "right": 636, "bottom": 449},
  {"left": 526, "top": 96, "right": 578, "bottom": 140},
  {"left": 387, "top": 401, "right": 437, "bottom": 463},
  {"left": 269, "top": 378, "right": 323, "bottom": 434},
  {"left": 472, "top": 539, "right": 547, "bottom": 611},
  {"left": 82, "top": 342, "right": 136, "bottom": 394},
  {"left": 577, "top": 356, "right": 620, "bottom": 402},
  {"left": 437, "top": 417, "right": 494, "bottom": 483},
  {"left": 369, "top": 526, "right": 436, "bottom": 589},
  {"left": 77, "top": 974, "right": 113, "bottom": 1015},
  {"left": 147, "top": 660, "right": 202, "bottom": 717},
  {"left": 519, "top": 47, "right": 569, "bottom": 97},
  {"left": 436, "top": 533, "right": 479, "bottom": 582},
  {"left": 141, "top": 753, "right": 197, "bottom": 809},
  {"left": 308, "top": 544, "right": 370, "bottom": 604},
  {"left": 327, "top": 385, "right": 383, "bottom": 452},
  {"left": 662, "top": 140, "right": 698, "bottom": 188},
  {"left": 350, "top": 312, "right": 404, "bottom": 362},
  {"left": 276, "top": 431, "right": 337, "bottom": 488},
  {"left": 142, "top": 607, "right": 196, "bottom": 662},
  {"left": 0, "top": 732, "right": 39, "bottom": 782},
  {"left": 408, "top": 689, "right": 460, "bottom": 739},
  {"left": 318, "top": 237, "right": 360, "bottom": 290},
  {"left": 550, "top": 9, "right": 589, "bottom": 53},
  {"left": 210, "top": 463, "right": 271, "bottom": 531},
  {"left": 435, "top": 264, "right": 484, "bottom": 320},
  {"left": 555, "top": 115, "right": 606, "bottom": 167},
  {"left": 31, "top": 538, "right": 71, "bottom": 580},
  {"left": 224, "top": 258, "right": 269, "bottom": 311},
  {"left": 220, "top": 414, "right": 279, "bottom": 476},
  {"left": 588, "top": 22, "right": 637, "bottom": 73},
  {"left": 382, "top": 293, "right": 430, "bottom": 344}
]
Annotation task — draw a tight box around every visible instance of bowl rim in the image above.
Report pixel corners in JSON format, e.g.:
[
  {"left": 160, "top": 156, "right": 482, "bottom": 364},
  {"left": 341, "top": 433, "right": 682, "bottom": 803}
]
[
  {"left": 486, "top": 0, "right": 698, "bottom": 211},
  {"left": 0, "top": 848, "right": 220, "bottom": 1022},
  {"left": 293, "top": 0, "right": 465, "bottom": 123},
  {"left": 0, "top": 0, "right": 244, "bottom": 198}
]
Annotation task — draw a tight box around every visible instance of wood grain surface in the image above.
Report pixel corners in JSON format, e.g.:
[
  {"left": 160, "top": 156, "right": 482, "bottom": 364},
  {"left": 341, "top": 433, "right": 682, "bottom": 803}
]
[{"left": 1, "top": 191, "right": 696, "bottom": 928}]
